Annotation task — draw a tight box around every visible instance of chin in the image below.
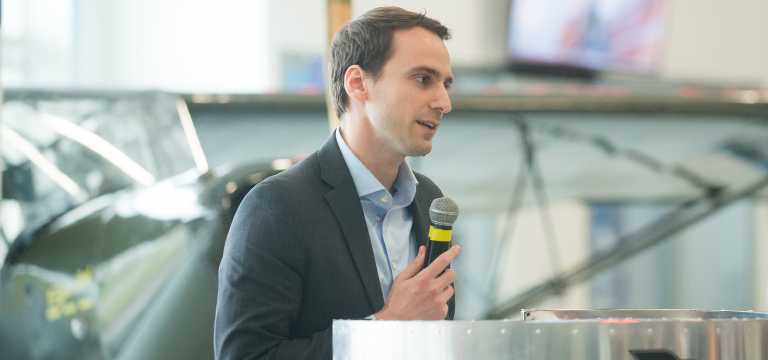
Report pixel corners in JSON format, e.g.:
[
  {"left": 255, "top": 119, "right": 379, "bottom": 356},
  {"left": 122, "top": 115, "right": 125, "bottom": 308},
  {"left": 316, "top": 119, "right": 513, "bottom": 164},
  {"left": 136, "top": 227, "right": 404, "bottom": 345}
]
[{"left": 407, "top": 144, "right": 432, "bottom": 157}]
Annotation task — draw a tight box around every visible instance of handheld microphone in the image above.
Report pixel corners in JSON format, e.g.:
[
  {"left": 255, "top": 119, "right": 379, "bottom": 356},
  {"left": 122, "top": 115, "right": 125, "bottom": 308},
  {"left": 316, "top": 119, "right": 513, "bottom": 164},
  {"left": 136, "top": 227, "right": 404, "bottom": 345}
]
[{"left": 426, "top": 197, "right": 459, "bottom": 266}]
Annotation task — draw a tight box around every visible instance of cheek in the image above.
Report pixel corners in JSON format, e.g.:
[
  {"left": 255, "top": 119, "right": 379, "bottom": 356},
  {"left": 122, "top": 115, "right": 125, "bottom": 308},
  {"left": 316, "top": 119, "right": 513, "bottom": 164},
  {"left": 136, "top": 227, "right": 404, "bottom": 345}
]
[
  {"left": 368, "top": 83, "right": 419, "bottom": 130},
  {"left": 389, "top": 91, "right": 417, "bottom": 117}
]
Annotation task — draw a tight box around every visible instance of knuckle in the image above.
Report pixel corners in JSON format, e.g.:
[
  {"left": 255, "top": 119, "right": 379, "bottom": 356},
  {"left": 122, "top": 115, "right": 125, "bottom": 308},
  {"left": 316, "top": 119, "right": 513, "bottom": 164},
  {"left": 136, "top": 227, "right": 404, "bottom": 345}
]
[{"left": 432, "top": 260, "right": 447, "bottom": 272}]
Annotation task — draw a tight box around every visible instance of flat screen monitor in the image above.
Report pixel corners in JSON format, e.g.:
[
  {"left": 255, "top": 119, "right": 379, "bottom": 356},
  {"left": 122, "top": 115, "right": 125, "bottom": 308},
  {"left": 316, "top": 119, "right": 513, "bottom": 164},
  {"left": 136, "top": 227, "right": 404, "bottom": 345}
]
[{"left": 507, "top": 0, "right": 666, "bottom": 78}]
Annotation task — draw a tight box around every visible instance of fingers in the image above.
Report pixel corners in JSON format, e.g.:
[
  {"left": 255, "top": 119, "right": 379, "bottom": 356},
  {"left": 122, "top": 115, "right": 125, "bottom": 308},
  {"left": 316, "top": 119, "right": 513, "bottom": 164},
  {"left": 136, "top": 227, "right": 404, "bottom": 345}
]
[
  {"left": 419, "top": 245, "right": 460, "bottom": 280},
  {"left": 384, "top": 245, "right": 457, "bottom": 321},
  {"left": 437, "top": 285, "right": 455, "bottom": 304},
  {"left": 395, "top": 246, "right": 425, "bottom": 282},
  {"left": 434, "top": 268, "right": 456, "bottom": 291}
]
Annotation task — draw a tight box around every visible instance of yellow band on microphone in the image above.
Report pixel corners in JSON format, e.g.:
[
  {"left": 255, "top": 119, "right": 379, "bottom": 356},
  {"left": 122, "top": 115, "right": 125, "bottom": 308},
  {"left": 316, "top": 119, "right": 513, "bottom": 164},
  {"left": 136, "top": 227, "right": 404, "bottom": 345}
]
[{"left": 429, "top": 226, "right": 452, "bottom": 242}]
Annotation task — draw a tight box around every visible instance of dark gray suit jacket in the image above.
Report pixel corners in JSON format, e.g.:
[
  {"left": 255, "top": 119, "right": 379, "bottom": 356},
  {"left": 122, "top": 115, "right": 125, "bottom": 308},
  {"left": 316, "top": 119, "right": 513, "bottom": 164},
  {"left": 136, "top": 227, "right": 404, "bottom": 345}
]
[{"left": 214, "top": 135, "right": 453, "bottom": 360}]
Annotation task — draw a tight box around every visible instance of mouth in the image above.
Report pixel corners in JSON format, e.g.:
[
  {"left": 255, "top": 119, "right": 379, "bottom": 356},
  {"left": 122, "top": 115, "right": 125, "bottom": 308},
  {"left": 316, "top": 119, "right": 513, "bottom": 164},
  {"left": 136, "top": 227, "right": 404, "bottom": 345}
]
[{"left": 416, "top": 120, "right": 438, "bottom": 130}]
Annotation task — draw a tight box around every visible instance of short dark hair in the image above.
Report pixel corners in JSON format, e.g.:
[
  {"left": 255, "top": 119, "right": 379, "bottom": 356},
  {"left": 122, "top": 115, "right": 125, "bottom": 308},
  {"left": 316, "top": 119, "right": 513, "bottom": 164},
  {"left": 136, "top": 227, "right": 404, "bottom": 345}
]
[{"left": 329, "top": 7, "right": 451, "bottom": 118}]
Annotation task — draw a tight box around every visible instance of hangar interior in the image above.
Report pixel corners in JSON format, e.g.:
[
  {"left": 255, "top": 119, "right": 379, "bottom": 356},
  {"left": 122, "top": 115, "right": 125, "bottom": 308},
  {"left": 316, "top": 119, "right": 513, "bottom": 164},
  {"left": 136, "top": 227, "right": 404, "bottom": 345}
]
[{"left": 1, "top": 0, "right": 767, "bottom": 359}]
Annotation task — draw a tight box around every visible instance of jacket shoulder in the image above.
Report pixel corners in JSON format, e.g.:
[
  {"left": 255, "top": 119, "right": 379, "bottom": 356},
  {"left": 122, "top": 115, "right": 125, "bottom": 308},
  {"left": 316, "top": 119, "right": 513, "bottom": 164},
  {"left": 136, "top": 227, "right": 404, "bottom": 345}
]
[
  {"left": 238, "top": 152, "right": 322, "bottom": 213},
  {"left": 414, "top": 171, "right": 443, "bottom": 199}
]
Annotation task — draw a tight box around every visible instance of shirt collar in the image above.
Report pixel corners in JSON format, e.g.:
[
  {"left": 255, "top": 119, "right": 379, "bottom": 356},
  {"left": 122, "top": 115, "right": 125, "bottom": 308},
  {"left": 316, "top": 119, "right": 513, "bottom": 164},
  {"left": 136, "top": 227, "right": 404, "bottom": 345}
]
[{"left": 335, "top": 128, "right": 418, "bottom": 205}]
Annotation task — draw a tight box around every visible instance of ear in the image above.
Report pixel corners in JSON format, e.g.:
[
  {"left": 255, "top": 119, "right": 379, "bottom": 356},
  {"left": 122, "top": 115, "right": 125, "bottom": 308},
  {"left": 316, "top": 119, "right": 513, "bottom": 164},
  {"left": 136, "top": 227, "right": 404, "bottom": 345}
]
[{"left": 343, "top": 65, "right": 368, "bottom": 104}]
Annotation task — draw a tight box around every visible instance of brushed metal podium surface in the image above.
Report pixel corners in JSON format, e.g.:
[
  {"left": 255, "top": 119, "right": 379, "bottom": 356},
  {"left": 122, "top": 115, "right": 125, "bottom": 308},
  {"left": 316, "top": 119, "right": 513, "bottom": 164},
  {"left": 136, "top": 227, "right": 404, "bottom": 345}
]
[{"left": 332, "top": 310, "right": 768, "bottom": 360}]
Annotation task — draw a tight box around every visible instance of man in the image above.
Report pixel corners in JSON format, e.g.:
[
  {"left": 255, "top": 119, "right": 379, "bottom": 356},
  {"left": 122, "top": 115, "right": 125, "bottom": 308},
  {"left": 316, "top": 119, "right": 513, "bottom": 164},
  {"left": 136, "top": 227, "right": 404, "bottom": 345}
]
[{"left": 214, "top": 7, "right": 460, "bottom": 359}]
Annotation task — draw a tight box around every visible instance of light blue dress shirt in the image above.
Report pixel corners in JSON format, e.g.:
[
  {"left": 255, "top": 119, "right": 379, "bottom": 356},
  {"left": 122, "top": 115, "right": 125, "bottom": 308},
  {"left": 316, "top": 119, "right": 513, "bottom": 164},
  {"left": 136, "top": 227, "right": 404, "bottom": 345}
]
[{"left": 335, "top": 129, "right": 418, "bottom": 300}]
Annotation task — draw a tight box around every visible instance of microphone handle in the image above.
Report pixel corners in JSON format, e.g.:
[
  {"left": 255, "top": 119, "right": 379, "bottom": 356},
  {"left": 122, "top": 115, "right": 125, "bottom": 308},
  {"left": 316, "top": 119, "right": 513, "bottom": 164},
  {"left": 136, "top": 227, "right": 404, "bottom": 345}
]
[{"left": 426, "top": 223, "right": 452, "bottom": 267}]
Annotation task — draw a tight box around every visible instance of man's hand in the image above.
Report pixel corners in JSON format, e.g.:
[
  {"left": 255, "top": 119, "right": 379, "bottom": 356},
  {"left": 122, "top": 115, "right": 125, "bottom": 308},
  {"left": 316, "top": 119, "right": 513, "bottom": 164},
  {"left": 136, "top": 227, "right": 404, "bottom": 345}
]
[{"left": 375, "top": 245, "right": 460, "bottom": 320}]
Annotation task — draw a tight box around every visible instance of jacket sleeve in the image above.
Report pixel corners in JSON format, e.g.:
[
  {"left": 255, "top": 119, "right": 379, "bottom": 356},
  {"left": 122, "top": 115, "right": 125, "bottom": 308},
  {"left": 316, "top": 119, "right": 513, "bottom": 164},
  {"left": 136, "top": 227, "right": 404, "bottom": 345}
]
[{"left": 214, "top": 182, "right": 331, "bottom": 360}]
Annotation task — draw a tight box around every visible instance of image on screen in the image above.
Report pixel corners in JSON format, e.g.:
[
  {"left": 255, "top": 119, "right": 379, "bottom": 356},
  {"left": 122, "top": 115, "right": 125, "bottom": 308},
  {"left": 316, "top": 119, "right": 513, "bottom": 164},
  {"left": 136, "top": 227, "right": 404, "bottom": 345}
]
[{"left": 508, "top": 0, "right": 666, "bottom": 74}]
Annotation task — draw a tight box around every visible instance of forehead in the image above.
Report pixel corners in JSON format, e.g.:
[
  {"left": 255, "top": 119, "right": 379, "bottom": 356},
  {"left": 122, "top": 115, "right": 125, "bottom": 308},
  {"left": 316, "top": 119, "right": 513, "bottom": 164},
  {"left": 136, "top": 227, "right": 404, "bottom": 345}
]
[{"left": 383, "top": 27, "right": 453, "bottom": 78}]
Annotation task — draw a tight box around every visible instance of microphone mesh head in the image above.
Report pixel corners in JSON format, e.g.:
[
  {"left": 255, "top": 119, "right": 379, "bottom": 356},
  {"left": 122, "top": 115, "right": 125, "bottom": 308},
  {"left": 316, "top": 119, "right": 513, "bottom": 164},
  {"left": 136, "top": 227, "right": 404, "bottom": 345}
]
[{"left": 429, "top": 197, "right": 459, "bottom": 227}]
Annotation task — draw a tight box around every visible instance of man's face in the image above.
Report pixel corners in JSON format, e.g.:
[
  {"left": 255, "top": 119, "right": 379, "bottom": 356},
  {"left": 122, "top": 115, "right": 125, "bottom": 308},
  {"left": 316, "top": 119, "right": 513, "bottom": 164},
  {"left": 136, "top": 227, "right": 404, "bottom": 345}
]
[{"left": 363, "top": 26, "right": 453, "bottom": 157}]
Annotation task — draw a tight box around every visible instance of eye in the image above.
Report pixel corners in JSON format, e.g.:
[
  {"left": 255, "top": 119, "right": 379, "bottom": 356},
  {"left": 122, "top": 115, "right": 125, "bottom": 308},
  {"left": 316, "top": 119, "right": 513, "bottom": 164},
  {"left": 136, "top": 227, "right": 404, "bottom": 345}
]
[{"left": 415, "top": 74, "right": 432, "bottom": 86}]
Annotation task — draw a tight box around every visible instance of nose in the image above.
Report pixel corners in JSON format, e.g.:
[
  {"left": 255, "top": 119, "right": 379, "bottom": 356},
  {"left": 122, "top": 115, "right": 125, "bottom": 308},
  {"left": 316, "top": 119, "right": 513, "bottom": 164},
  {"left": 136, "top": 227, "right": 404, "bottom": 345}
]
[{"left": 430, "top": 84, "right": 452, "bottom": 115}]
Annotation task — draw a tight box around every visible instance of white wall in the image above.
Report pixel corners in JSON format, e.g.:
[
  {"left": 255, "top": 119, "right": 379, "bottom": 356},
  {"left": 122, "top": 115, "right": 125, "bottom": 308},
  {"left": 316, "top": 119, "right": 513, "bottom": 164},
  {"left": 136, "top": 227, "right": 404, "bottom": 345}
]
[
  {"left": 1, "top": 0, "right": 75, "bottom": 86},
  {"left": 6, "top": 0, "right": 767, "bottom": 90},
  {"left": 660, "top": 0, "right": 768, "bottom": 85},
  {"left": 80, "top": 0, "right": 767, "bottom": 88},
  {"left": 74, "top": 0, "right": 270, "bottom": 92}
]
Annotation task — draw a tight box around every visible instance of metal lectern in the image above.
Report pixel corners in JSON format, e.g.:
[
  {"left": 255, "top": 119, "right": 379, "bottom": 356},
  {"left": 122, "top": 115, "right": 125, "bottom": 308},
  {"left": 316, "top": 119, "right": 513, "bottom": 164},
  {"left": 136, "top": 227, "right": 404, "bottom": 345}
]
[{"left": 333, "top": 309, "right": 768, "bottom": 359}]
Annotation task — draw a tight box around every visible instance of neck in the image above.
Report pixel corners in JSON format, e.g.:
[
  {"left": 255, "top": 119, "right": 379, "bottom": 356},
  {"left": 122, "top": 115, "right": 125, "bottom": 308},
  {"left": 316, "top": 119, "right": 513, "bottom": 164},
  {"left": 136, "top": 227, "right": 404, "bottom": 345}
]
[{"left": 339, "top": 117, "right": 403, "bottom": 190}]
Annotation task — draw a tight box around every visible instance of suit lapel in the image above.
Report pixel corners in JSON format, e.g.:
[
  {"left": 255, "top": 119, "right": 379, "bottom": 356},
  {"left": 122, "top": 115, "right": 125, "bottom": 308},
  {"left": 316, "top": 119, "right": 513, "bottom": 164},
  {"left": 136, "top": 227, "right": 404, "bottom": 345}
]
[{"left": 319, "top": 135, "right": 385, "bottom": 312}]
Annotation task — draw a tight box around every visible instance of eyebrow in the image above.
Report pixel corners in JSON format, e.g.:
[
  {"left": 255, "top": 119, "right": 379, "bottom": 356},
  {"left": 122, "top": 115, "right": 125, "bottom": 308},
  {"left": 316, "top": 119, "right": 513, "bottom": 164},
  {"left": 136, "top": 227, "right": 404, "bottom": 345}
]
[{"left": 409, "top": 66, "right": 454, "bottom": 86}]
